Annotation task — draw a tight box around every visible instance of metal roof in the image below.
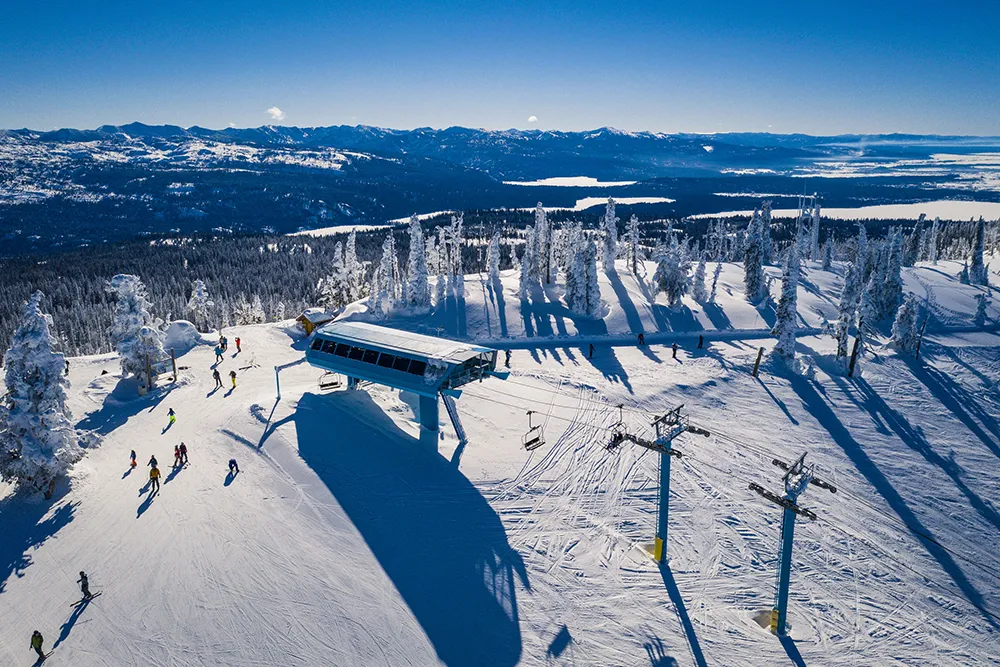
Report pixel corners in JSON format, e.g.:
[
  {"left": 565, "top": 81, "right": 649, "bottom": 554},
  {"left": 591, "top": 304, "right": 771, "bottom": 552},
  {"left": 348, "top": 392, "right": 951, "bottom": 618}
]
[{"left": 314, "top": 321, "right": 492, "bottom": 364}]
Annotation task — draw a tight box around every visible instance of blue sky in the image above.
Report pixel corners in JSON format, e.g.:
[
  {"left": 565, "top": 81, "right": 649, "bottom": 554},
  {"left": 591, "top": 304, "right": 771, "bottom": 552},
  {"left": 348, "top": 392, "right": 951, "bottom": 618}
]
[{"left": 2, "top": 1, "right": 998, "bottom": 134}]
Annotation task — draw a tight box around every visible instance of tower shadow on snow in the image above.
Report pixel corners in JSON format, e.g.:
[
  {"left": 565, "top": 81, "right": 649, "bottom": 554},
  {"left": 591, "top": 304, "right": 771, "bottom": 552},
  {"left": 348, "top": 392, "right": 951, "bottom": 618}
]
[
  {"left": 0, "top": 496, "right": 76, "bottom": 594},
  {"left": 294, "top": 391, "right": 528, "bottom": 667}
]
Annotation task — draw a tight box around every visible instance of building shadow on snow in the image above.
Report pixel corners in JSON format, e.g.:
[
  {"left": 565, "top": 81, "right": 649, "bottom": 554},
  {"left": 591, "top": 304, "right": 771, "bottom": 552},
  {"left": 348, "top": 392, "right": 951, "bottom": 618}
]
[{"left": 294, "top": 391, "right": 528, "bottom": 667}]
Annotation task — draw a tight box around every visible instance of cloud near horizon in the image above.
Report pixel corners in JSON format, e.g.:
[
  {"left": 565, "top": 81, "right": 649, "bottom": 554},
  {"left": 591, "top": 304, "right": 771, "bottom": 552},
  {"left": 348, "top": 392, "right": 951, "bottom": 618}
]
[
  {"left": 267, "top": 107, "right": 286, "bottom": 121},
  {"left": 527, "top": 115, "right": 538, "bottom": 124}
]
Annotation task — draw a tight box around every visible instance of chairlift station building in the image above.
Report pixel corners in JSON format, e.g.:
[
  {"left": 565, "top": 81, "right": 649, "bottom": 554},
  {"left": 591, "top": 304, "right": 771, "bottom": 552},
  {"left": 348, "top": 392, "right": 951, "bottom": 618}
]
[{"left": 305, "top": 321, "right": 498, "bottom": 443}]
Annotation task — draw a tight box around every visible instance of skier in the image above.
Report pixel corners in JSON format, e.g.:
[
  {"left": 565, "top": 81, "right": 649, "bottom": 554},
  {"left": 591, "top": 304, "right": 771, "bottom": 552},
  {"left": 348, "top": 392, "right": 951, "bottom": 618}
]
[
  {"left": 148, "top": 454, "right": 158, "bottom": 468},
  {"left": 221, "top": 335, "right": 228, "bottom": 352},
  {"left": 167, "top": 408, "right": 176, "bottom": 426},
  {"left": 588, "top": 343, "right": 594, "bottom": 359},
  {"left": 235, "top": 337, "right": 241, "bottom": 353},
  {"left": 130, "top": 450, "right": 137, "bottom": 468},
  {"left": 698, "top": 335, "right": 704, "bottom": 349},
  {"left": 638, "top": 333, "right": 646, "bottom": 346},
  {"left": 672, "top": 342, "right": 678, "bottom": 359},
  {"left": 179, "top": 442, "right": 188, "bottom": 465},
  {"left": 229, "top": 458, "right": 240, "bottom": 474},
  {"left": 78, "top": 571, "right": 91, "bottom": 599},
  {"left": 214, "top": 346, "right": 224, "bottom": 364},
  {"left": 173, "top": 445, "right": 181, "bottom": 468},
  {"left": 504, "top": 350, "right": 511, "bottom": 368},
  {"left": 150, "top": 465, "right": 161, "bottom": 493},
  {"left": 30, "top": 630, "right": 45, "bottom": 660},
  {"left": 230, "top": 370, "right": 237, "bottom": 389},
  {"left": 65, "top": 359, "right": 70, "bottom": 376},
  {"left": 212, "top": 368, "right": 223, "bottom": 389}
]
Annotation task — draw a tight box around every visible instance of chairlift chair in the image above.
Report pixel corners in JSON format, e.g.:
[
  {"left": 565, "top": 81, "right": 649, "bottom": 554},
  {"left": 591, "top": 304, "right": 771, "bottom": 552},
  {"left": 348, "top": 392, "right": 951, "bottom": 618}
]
[
  {"left": 607, "top": 404, "right": 628, "bottom": 450},
  {"left": 318, "top": 371, "right": 343, "bottom": 391},
  {"left": 522, "top": 410, "right": 545, "bottom": 451}
]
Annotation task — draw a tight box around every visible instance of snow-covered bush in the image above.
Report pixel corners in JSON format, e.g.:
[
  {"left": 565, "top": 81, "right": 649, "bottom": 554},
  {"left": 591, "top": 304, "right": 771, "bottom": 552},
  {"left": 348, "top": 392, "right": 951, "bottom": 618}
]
[
  {"left": 106, "top": 274, "right": 166, "bottom": 387},
  {"left": 0, "top": 292, "right": 86, "bottom": 495},
  {"left": 973, "top": 294, "right": 990, "bottom": 327}
]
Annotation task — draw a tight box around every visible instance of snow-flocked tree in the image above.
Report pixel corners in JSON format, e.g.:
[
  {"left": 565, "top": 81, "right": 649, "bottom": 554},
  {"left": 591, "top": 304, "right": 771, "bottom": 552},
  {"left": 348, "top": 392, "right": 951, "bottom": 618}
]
[
  {"left": 903, "top": 214, "right": 925, "bottom": 267},
  {"left": 857, "top": 221, "right": 870, "bottom": 279},
  {"left": 274, "top": 301, "right": 286, "bottom": 322},
  {"left": 891, "top": 294, "right": 919, "bottom": 355},
  {"left": 534, "top": 203, "right": 554, "bottom": 284},
  {"left": 822, "top": 240, "right": 834, "bottom": 271},
  {"left": 969, "top": 217, "right": 988, "bottom": 286},
  {"left": 0, "top": 292, "right": 86, "bottom": 495},
  {"left": 250, "top": 294, "right": 266, "bottom": 323},
  {"left": 565, "top": 236, "right": 601, "bottom": 318},
  {"left": 709, "top": 262, "right": 723, "bottom": 303},
  {"left": 344, "top": 230, "right": 364, "bottom": 301},
  {"left": 369, "top": 234, "right": 399, "bottom": 318},
  {"left": 771, "top": 245, "right": 801, "bottom": 361},
  {"left": 448, "top": 213, "right": 465, "bottom": 295},
  {"left": 809, "top": 201, "right": 821, "bottom": 260},
  {"left": 626, "top": 214, "right": 642, "bottom": 275},
  {"left": 486, "top": 232, "right": 501, "bottom": 288},
  {"left": 186, "top": 279, "right": 214, "bottom": 331},
  {"left": 653, "top": 235, "right": 691, "bottom": 309},
  {"left": 518, "top": 231, "right": 538, "bottom": 300},
  {"left": 743, "top": 210, "right": 766, "bottom": 303},
  {"left": 882, "top": 228, "right": 904, "bottom": 318},
  {"left": 835, "top": 262, "right": 862, "bottom": 359},
  {"left": 317, "top": 241, "right": 350, "bottom": 310},
  {"left": 406, "top": 215, "right": 431, "bottom": 309},
  {"left": 601, "top": 198, "right": 619, "bottom": 271},
  {"left": 928, "top": 217, "right": 940, "bottom": 264},
  {"left": 761, "top": 201, "right": 773, "bottom": 264},
  {"left": 106, "top": 274, "right": 165, "bottom": 388},
  {"left": 692, "top": 254, "right": 708, "bottom": 303},
  {"left": 973, "top": 293, "right": 989, "bottom": 327}
]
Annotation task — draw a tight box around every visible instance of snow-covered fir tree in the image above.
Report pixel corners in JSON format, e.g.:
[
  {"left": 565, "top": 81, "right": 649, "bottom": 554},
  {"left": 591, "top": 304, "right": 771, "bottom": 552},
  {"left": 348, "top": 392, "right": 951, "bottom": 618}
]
[
  {"left": 973, "top": 293, "right": 989, "bottom": 326},
  {"left": 928, "top": 217, "right": 940, "bottom": 264},
  {"left": 692, "top": 254, "right": 708, "bottom": 303},
  {"left": 106, "top": 274, "right": 165, "bottom": 387},
  {"left": 743, "top": 210, "right": 766, "bottom": 303},
  {"left": 186, "top": 279, "right": 213, "bottom": 331},
  {"left": 809, "top": 201, "right": 821, "bottom": 260},
  {"left": 344, "top": 230, "right": 363, "bottom": 301},
  {"left": 518, "top": 232, "right": 538, "bottom": 300},
  {"left": 534, "top": 203, "right": 554, "bottom": 284},
  {"left": 891, "top": 294, "right": 920, "bottom": 355},
  {"left": 406, "top": 215, "right": 431, "bottom": 309},
  {"left": 435, "top": 227, "right": 448, "bottom": 303},
  {"left": 317, "top": 241, "right": 349, "bottom": 310},
  {"left": 882, "top": 228, "right": 904, "bottom": 318},
  {"left": 582, "top": 239, "right": 602, "bottom": 318},
  {"left": 858, "top": 275, "right": 880, "bottom": 349},
  {"left": 564, "top": 235, "right": 602, "bottom": 317},
  {"left": 274, "top": 301, "right": 286, "bottom": 321},
  {"left": 601, "top": 198, "right": 619, "bottom": 271},
  {"left": 653, "top": 235, "right": 691, "bottom": 309},
  {"left": 448, "top": 213, "right": 465, "bottom": 295},
  {"left": 231, "top": 294, "right": 254, "bottom": 325},
  {"left": 835, "top": 262, "right": 862, "bottom": 359},
  {"left": 0, "top": 292, "right": 85, "bottom": 494},
  {"left": 370, "top": 234, "right": 398, "bottom": 317},
  {"left": 771, "top": 245, "right": 801, "bottom": 361},
  {"left": 822, "top": 240, "right": 834, "bottom": 271},
  {"left": 761, "top": 201, "right": 773, "bottom": 264},
  {"left": 368, "top": 266, "right": 385, "bottom": 320},
  {"left": 486, "top": 232, "right": 501, "bottom": 287},
  {"left": 969, "top": 217, "right": 988, "bottom": 286},
  {"left": 903, "top": 214, "right": 925, "bottom": 267},
  {"left": 250, "top": 294, "right": 266, "bottom": 323},
  {"left": 857, "top": 221, "right": 870, "bottom": 278},
  {"left": 959, "top": 261, "right": 970, "bottom": 284},
  {"left": 709, "top": 261, "right": 723, "bottom": 303},
  {"left": 626, "top": 214, "right": 641, "bottom": 275}
]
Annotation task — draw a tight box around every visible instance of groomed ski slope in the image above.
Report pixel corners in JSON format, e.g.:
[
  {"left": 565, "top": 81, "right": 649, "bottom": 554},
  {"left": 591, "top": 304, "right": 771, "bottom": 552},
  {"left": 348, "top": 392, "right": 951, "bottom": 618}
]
[{"left": 1, "top": 256, "right": 998, "bottom": 666}]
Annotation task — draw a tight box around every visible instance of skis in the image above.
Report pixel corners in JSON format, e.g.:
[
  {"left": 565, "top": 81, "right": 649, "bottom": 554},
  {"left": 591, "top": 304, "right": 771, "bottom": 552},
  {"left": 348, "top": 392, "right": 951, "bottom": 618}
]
[
  {"left": 32, "top": 650, "right": 53, "bottom": 664},
  {"left": 69, "top": 591, "right": 102, "bottom": 607}
]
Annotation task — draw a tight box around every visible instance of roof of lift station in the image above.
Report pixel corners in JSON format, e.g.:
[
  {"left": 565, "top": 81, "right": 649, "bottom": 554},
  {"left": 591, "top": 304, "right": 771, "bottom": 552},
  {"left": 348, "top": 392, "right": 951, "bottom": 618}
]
[{"left": 315, "top": 321, "right": 494, "bottom": 364}]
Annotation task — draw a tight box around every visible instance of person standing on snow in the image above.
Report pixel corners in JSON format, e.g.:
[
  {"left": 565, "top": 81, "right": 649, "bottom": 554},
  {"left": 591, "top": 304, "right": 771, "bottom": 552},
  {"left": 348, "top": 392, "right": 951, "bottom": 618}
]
[
  {"left": 179, "top": 442, "right": 188, "bottom": 465},
  {"left": 167, "top": 408, "right": 176, "bottom": 426},
  {"left": 229, "top": 370, "right": 237, "bottom": 389},
  {"left": 78, "top": 571, "right": 91, "bottom": 599},
  {"left": 672, "top": 342, "right": 678, "bottom": 359},
  {"left": 173, "top": 446, "right": 181, "bottom": 468},
  {"left": 229, "top": 458, "right": 240, "bottom": 474},
  {"left": 148, "top": 454, "right": 158, "bottom": 468},
  {"left": 504, "top": 350, "right": 511, "bottom": 368},
  {"left": 214, "top": 346, "right": 224, "bottom": 364},
  {"left": 213, "top": 368, "right": 223, "bottom": 389},
  {"left": 235, "top": 337, "right": 241, "bottom": 353},
  {"left": 150, "top": 465, "right": 161, "bottom": 493},
  {"left": 30, "top": 630, "right": 45, "bottom": 659},
  {"left": 588, "top": 343, "right": 594, "bottom": 359},
  {"left": 130, "top": 450, "right": 137, "bottom": 468}
]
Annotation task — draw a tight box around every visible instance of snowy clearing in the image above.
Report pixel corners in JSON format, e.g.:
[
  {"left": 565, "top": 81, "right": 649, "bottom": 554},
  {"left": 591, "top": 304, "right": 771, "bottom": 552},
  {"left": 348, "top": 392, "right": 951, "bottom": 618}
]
[{"left": 503, "top": 177, "right": 638, "bottom": 187}]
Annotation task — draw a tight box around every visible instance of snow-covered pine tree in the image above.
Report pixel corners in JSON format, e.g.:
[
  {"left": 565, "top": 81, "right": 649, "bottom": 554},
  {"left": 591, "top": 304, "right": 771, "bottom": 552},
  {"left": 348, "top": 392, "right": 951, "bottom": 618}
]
[
  {"left": 891, "top": 294, "right": 919, "bottom": 355},
  {"left": 822, "top": 239, "right": 834, "bottom": 271},
  {"left": 486, "top": 232, "right": 501, "bottom": 287},
  {"left": 250, "top": 294, "right": 266, "bottom": 323},
  {"left": 583, "top": 238, "right": 602, "bottom": 318},
  {"left": 882, "top": 228, "right": 904, "bottom": 318},
  {"left": 407, "top": 215, "right": 431, "bottom": 309},
  {"left": 436, "top": 227, "right": 448, "bottom": 303},
  {"left": 771, "top": 245, "right": 801, "bottom": 361},
  {"left": 534, "top": 203, "right": 553, "bottom": 284},
  {"left": 0, "top": 292, "right": 86, "bottom": 494},
  {"left": 106, "top": 274, "right": 166, "bottom": 387},
  {"left": 653, "top": 235, "right": 691, "bottom": 309},
  {"left": 564, "top": 236, "right": 584, "bottom": 314},
  {"left": 274, "top": 301, "right": 286, "bottom": 321},
  {"left": 761, "top": 201, "right": 773, "bottom": 264},
  {"left": 743, "top": 210, "right": 766, "bottom": 303},
  {"left": 186, "top": 279, "right": 213, "bottom": 331},
  {"left": 973, "top": 293, "right": 989, "bottom": 326},
  {"left": 858, "top": 275, "right": 879, "bottom": 348},
  {"left": 231, "top": 294, "right": 253, "bottom": 325},
  {"left": 959, "top": 261, "right": 970, "bottom": 284},
  {"left": 969, "top": 217, "right": 988, "bottom": 285},
  {"left": 601, "top": 198, "right": 619, "bottom": 272},
  {"left": 344, "top": 230, "right": 363, "bottom": 301},
  {"left": 709, "top": 262, "right": 723, "bottom": 303},
  {"left": 368, "top": 265, "right": 385, "bottom": 320},
  {"left": 857, "top": 221, "right": 870, "bottom": 279},
  {"left": 448, "top": 213, "right": 465, "bottom": 295},
  {"left": 903, "top": 214, "right": 925, "bottom": 267},
  {"left": 626, "top": 214, "right": 641, "bottom": 275},
  {"left": 810, "top": 201, "right": 821, "bottom": 260},
  {"left": 835, "top": 262, "right": 862, "bottom": 359},
  {"left": 928, "top": 217, "right": 940, "bottom": 264},
  {"left": 317, "top": 241, "right": 348, "bottom": 310},
  {"left": 518, "top": 231, "right": 538, "bottom": 300},
  {"left": 692, "top": 254, "right": 708, "bottom": 303},
  {"left": 377, "top": 234, "right": 398, "bottom": 314}
]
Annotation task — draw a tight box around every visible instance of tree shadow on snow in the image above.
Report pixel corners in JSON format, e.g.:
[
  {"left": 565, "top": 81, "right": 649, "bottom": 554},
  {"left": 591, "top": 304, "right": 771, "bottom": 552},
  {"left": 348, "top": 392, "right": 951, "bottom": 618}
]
[
  {"left": 651, "top": 304, "right": 703, "bottom": 335},
  {"left": 76, "top": 380, "right": 176, "bottom": 435},
  {"left": 294, "top": 391, "right": 528, "bottom": 667},
  {"left": 701, "top": 303, "right": 733, "bottom": 331},
  {"left": 0, "top": 495, "right": 76, "bottom": 594},
  {"left": 786, "top": 373, "right": 1000, "bottom": 630},
  {"left": 754, "top": 300, "right": 777, "bottom": 329}
]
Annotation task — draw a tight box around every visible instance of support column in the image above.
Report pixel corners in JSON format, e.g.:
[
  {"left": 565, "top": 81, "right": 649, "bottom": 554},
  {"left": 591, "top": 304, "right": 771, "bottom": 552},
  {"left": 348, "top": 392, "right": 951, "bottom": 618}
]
[
  {"left": 772, "top": 506, "right": 797, "bottom": 635},
  {"left": 654, "top": 447, "right": 671, "bottom": 563},
  {"left": 419, "top": 394, "right": 439, "bottom": 450}
]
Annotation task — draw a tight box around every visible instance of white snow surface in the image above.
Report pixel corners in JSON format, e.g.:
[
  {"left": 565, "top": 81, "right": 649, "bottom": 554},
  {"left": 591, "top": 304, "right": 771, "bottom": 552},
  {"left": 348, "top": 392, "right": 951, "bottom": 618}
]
[
  {"left": 502, "top": 176, "right": 638, "bottom": 187},
  {"left": 2, "top": 256, "right": 999, "bottom": 666},
  {"left": 693, "top": 200, "right": 1000, "bottom": 221}
]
